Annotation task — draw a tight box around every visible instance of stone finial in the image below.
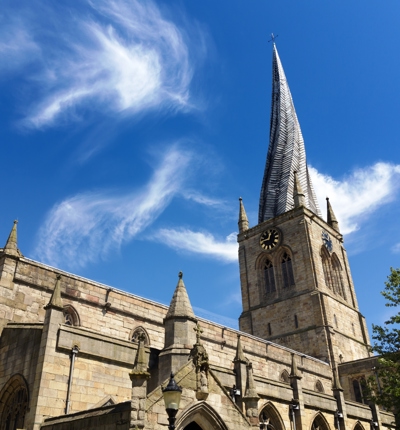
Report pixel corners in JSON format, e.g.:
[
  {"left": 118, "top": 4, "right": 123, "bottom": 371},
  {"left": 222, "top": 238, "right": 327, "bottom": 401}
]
[
  {"left": 234, "top": 334, "right": 247, "bottom": 363},
  {"left": 44, "top": 274, "right": 64, "bottom": 310},
  {"left": 290, "top": 353, "right": 302, "bottom": 379},
  {"left": 165, "top": 272, "right": 196, "bottom": 321},
  {"left": 244, "top": 362, "right": 259, "bottom": 399},
  {"left": 293, "top": 171, "right": 305, "bottom": 208},
  {"left": 238, "top": 197, "right": 249, "bottom": 233},
  {"left": 130, "top": 332, "right": 150, "bottom": 378},
  {"left": 326, "top": 198, "right": 340, "bottom": 232},
  {"left": 3, "top": 220, "right": 22, "bottom": 257},
  {"left": 332, "top": 365, "right": 343, "bottom": 391}
]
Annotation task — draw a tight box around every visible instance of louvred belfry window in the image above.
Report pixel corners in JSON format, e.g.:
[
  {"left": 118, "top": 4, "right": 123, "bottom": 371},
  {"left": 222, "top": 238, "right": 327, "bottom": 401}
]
[
  {"left": 281, "top": 252, "right": 295, "bottom": 288},
  {"left": 264, "top": 260, "right": 276, "bottom": 293}
]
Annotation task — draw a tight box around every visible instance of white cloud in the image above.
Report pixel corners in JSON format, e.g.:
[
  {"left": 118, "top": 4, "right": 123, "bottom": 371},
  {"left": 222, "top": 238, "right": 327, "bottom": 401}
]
[
  {"left": 392, "top": 243, "right": 400, "bottom": 254},
  {"left": 309, "top": 162, "right": 400, "bottom": 234},
  {"left": 0, "top": 0, "right": 198, "bottom": 128},
  {"left": 34, "top": 145, "right": 193, "bottom": 268},
  {"left": 0, "top": 20, "right": 39, "bottom": 71},
  {"left": 183, "top": 191, "right": 227, "bottom": 208},
  {"left": 154, "top": 228, "right": 238, "bottom": 263}
]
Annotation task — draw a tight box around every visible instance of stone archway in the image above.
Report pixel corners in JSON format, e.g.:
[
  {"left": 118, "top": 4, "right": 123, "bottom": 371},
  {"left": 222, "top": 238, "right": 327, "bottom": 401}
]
[
  {"left": 177, "top": 401, "right": 229, "bottom": 430},
  {"left": 259, "top": 401, "right": 286, "bottom": 430},
  {"left": 0, "top": 374, "right": 29, "bottom": 430},
  {"left": 311, "top": 412, "right": 331, "bottom": 430},
  {"left": 184, "top": 422, "right": 203, "bottom": 430}
]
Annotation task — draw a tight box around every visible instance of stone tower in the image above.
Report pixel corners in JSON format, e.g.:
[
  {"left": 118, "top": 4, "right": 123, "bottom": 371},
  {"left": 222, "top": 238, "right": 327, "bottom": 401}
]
[{"left": 238, "top": 44, "right": 371, "bottom": 366}]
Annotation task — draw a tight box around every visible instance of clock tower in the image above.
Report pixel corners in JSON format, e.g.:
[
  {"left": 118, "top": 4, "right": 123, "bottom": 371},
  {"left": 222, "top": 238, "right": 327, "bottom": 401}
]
[{"left": 238, "top": 44, "right": 371, "bottom": 366}]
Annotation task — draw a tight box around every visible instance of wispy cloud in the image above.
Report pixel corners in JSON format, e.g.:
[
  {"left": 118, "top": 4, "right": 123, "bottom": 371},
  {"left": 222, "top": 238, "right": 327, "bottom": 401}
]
[
  {"left": 392, "top": 243, "right": 400, "bottom": 254},
  {"left": 153, "top": 229, "right": 238, "bottom": 262},
  {"left": 193, "top": 306, "right": 238, "bottom": 329},
  {"left": 34, "top": 145, "right": 193, "bottom": 268},
  {"left": 0, "top": 0, "right": 200, "bottom": 128},
  {"left": 310, "top": 162, "right": 400, "bottom": 234}
]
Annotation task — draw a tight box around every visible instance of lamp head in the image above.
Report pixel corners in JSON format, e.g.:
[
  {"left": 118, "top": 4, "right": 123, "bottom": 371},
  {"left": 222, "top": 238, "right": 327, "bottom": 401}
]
[{"left": 162, "top": 373, "right": 182, "bottom": 411}]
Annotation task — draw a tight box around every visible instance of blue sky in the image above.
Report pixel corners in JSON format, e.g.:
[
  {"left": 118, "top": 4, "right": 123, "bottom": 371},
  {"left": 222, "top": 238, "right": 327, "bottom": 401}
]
[{"left": 1, "top": 1, "right": 400, "bottom": 334}]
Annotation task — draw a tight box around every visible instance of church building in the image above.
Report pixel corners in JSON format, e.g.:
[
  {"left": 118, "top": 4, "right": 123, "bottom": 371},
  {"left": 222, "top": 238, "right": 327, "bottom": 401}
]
[{"left": 0, "top": 45, "right": 394, "bottom": 430}]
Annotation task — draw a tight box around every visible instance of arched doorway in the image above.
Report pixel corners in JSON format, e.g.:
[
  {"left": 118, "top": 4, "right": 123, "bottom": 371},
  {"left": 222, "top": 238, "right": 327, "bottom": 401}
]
[
  {"left": 0, "top": 374, "right": 29, "bottom": 430},
  {"left": 184, "top": 422, "right": 203, "bottom": 430},
  {"left": 177, "top": 402, "right": 228, "bottom": 430}
]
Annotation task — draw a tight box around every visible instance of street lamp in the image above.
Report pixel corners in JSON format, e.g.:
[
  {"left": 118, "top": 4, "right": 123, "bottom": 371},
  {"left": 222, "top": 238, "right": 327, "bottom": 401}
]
[
  {"left": 162, "top": 372, "right": 182, "bottom": 430},
  {"left": 289, "top": 401, "right": 300, "bottom": 430},
  {"left": 334, "top": 410, "right": 343, "bottom": 430}
]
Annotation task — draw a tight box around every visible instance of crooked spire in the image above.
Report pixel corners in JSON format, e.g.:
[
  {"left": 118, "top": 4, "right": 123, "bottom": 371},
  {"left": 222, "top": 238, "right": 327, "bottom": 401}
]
[{"left": 259, "top": 45, "right": 321, "bottom": 223}]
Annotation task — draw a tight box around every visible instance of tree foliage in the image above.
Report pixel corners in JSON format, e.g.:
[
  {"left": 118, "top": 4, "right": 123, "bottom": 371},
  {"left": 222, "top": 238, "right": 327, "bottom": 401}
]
[{"left": 370, "top": 267, "right": 400, "bottom": 426}]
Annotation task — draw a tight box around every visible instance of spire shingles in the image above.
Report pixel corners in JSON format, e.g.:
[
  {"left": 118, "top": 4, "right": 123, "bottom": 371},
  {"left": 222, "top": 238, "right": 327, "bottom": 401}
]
[{"left": 259, "top": 45, "right": 321, "bottom": 222}]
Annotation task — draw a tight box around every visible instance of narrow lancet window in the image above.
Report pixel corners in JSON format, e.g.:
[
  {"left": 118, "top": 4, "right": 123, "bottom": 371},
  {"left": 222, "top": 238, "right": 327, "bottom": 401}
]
[
  {"left": 332, "top": 254, "right": 346, "bottom": 299},
  {"left": 321, "top": 247, "right": 333, "bottom": 290},
  {"left": 281, "top": 252, "right": 295, "bottom": 288},
  {"left": 264, "top": 260, "right": 276, "bottom": 293}
]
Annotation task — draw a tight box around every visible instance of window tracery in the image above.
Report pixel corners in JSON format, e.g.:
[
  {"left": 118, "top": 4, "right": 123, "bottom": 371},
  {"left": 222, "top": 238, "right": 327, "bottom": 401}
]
[
  {"left": 311, "top": 414, "right": 330, "bottom": 430},
  {"left": 259, "top": 402, "right": 285, "bottom": 430},
  {"left": 130, "top": 326, "right": 150, "bottom": 345},
  {"left": 63, "top": 305, "right": 80, "bottom": 326},
  {"left": 0, "top": 377, "right": 28, "bottom": 430}
]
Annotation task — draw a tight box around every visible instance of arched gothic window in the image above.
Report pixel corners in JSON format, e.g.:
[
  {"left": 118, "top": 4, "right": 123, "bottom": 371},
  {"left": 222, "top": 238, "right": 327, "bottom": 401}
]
[
  {"left": 264, "top": 260, "right": 276, "bottom": 294},
  {"left": 259, "top": 402, "right": 285, "bottom": 430},
  {"left": 281, "top": 252, "right": 295, "bottom": 288},
  {"left": 321, "top": 247, "right": 333, "bottom": 290},
  {"left": 130, "top": 326, "right": 150, "bottom": 345},
  {"left": 0, "top": 376, "right": 28, "bottom": 430},
  {"left": 315, "top": 380, "right": 324, "bottom": 393},
  {"left": 311, "top": 413, "right": 330, "bottom": 430},
  {"left": 331, "top": 254, "right": 345, "bottom": 299},
  {"left": 63, "top": 305, "right": 80, "bottom": 326},
  {"left": 280, "top": 370, "right": 290, "bottom": 384}
]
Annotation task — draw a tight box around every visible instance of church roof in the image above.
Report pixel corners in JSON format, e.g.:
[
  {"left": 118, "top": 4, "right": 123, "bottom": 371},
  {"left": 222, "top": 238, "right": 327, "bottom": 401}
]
[{"left": 259, "top": 44, "right": 321, "bottom": 223}]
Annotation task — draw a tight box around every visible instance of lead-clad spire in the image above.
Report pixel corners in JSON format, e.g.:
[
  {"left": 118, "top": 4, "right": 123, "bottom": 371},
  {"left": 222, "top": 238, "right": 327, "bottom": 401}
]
[{"left": 259, "top": 45, "right": 321, "bottom": 223}]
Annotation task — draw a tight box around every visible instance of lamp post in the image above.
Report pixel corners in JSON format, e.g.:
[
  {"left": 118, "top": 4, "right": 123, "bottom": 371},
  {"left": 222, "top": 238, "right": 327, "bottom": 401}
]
[
  {"left": 289, "top": 401, "right": 300, "bottom": 430},
  {"left": 334, "top": 410, "right": 343, "bottom": 430},
  {"left": 162, "top": 372, "right": 182, "bottom": 430}
]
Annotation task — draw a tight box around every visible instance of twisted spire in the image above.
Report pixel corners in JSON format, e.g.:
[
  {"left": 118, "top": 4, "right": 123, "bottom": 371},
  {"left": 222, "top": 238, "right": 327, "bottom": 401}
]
[{"left": 259, "top": 45, "right": 321, "bottom": 222}]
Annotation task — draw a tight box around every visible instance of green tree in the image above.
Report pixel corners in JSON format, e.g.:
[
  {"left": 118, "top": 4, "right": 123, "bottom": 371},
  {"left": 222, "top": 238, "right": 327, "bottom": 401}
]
[{"left": 370, "top": 267, "right": 400, "bottom": 426}]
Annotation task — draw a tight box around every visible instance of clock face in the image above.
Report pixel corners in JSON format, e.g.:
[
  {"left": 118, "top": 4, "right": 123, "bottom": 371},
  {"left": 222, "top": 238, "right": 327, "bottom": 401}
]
[
  {"left": 322, "top": 231, "right": 333, "bottom": 253},
  {"left": 260, "top": 228, "right": 280, "bottom": 250}
]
